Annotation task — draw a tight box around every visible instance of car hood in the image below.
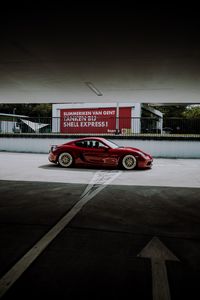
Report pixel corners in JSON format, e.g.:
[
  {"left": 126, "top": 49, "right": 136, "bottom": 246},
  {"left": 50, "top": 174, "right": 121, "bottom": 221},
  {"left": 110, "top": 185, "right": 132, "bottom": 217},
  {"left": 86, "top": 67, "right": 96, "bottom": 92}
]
[{"left": 120, "top": 147, "right": 152, "bottom": 158}]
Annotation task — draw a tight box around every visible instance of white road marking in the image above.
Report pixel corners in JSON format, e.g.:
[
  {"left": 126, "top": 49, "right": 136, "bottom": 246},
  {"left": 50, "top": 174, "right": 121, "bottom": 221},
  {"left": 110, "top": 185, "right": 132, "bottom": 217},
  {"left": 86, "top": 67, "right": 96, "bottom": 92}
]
[
  {"left": 0, "top": 170, "right": 122, "bottom": 298},
  {"left": 80, "top": 170, "right": 122, "bottom": 200},
  {"left": 137, "top": 236, "right": 180, "bottom": 300}
]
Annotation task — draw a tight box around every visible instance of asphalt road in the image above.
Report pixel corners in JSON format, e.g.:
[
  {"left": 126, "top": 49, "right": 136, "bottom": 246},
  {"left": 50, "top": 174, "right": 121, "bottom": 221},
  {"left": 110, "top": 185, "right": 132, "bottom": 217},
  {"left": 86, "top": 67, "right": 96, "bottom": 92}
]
[{"left": 0, "top": 152, "right": 200, "bottom": 299}]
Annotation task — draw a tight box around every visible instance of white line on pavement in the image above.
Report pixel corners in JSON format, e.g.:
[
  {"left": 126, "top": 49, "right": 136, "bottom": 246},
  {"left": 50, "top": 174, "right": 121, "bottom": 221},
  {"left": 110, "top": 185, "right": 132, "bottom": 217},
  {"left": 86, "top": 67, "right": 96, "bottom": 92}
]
[{"left": 0, "top": 170, "right": 121, "bottom": 298}]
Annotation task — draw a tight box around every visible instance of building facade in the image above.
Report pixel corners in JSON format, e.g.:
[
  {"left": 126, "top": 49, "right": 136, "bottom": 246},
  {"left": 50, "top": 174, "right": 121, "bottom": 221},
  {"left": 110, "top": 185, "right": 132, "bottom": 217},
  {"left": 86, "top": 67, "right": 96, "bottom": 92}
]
[{"left": 52, "top": 103, "right": 163, "bottom": 134}]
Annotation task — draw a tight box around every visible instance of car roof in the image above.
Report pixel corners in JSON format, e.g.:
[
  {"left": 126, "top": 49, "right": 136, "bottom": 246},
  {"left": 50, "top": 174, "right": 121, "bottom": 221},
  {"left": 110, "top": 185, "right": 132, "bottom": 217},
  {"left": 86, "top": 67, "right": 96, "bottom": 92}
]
[
  {"left": 72, "top": 137, "right": 107, "bottom": 143},
  {"left": 64, "top": 137, "right": 108, "bottom": 146}
]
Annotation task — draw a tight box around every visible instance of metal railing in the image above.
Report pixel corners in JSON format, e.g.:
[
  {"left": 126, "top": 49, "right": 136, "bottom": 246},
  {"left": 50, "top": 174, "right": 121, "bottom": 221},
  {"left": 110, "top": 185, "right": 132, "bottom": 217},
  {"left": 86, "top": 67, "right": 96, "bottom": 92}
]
[{"left": 1, "top": 117, "right": 200, "bottom": 137}]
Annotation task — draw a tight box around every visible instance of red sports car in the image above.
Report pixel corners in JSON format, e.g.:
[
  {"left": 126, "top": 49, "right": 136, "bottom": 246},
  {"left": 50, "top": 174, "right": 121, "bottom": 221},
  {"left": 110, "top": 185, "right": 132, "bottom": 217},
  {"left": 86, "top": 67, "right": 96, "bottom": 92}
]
[{"left": 48, "top": 137, "right": 153, "bottom": 170}]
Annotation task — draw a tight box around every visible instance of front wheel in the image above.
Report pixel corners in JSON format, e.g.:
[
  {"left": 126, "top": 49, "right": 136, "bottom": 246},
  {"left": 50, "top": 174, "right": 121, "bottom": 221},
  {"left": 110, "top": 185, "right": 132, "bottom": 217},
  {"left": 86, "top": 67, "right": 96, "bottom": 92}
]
[
  {"left": 58, "top": 152, "right": 74, "bottom": 168},
  {"left": 121, "top": 154, "right": 137, "bottom": 170}
]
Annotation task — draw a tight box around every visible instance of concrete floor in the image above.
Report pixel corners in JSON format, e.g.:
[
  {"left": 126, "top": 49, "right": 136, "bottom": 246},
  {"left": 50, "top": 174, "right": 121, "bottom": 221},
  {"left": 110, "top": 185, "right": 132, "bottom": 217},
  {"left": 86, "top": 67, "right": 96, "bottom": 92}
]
[{"left": 0, "top": 152, "right": 200, "bottom": 299}]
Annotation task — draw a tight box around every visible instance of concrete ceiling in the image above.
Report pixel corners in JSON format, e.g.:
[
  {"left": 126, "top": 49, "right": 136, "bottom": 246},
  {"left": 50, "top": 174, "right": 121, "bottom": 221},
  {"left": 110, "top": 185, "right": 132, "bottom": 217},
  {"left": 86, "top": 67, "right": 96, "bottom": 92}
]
[{"left": 0, "top": 10, "right": 200, "bottom": 104}]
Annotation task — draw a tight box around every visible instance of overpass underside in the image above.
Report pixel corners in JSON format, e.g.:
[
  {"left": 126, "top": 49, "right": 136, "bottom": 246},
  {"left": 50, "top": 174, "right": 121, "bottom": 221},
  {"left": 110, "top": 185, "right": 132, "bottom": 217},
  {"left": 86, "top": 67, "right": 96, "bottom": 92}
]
[{"left": 0, "top": 13, "right": 200, "bottom": 104}]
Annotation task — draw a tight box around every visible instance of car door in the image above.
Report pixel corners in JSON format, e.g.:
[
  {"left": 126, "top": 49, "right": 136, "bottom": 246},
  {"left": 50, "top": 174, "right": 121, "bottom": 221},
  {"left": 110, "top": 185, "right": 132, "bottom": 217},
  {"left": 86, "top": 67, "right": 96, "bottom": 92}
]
[{"left": 81, "top": 140, "right": 113, "bottom": 165}]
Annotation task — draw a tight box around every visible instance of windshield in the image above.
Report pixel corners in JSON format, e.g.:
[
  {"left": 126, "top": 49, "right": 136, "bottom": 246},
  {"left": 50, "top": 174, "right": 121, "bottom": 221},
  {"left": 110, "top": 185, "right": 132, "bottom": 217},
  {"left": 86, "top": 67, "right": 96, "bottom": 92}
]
[{"left": 104, "top": 139, "right": 119, "bottom": 149}]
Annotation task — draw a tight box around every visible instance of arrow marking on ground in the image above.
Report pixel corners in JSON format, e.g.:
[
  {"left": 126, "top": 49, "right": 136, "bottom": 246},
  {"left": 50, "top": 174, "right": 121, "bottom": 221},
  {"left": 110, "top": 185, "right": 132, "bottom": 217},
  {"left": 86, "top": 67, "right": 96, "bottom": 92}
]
[
  {"left": 0, "top": 170, "right": 121, "bottom": 298},
  {"left": 137, "top": 236, "right": 180, "bottom": 300}
]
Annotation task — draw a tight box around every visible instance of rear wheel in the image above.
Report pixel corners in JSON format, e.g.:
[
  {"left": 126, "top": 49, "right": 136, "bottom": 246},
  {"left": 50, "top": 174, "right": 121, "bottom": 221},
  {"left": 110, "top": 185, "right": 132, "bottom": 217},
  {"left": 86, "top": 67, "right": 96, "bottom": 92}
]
[
  {"left": 121, "top": 154, "right": 137, "bottom": 170},
  {"left": 58, "top": 152, "right": 74, "bottom": 168}
]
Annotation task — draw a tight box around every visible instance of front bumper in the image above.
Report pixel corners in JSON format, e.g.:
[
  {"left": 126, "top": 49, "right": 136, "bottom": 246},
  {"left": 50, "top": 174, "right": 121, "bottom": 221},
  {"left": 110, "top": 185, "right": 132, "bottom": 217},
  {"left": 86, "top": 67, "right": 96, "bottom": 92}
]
[
  {"left": 138, "top": 158, "right": 153, "bottom": 169},
  {"left": 48, "top": 152, "right": 57, "bottom": 163}
]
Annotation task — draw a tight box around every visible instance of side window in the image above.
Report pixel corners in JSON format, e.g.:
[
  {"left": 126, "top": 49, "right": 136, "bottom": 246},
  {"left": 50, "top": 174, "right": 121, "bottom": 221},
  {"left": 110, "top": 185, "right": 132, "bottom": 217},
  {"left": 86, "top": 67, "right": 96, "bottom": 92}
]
[
  {"left": 98, "top": 141, "right": 109, "bottom": 149},
  {"left": 86, "top": 140, "right": 97, "bottom": 148},
  {"left": 76, "top": 141, "right": 83, "bottom": 147},
  {"left": 94, "top": 141, "right": 99, "bottom": 148},
  {"left": 88, "top": 141, "right": 93, "bottom": 148},
  {"left": 76, "top": 141, "right": 88, "bottom": 147},
  {"left": 84, "top": 140, "right": 108, "bottom": 149},
  {"left": 83, "top": 141, "right": 88, "bottom": 148},
  {"left": 76, "top": 140, "right": 108, "bottom": 149},
  {"left": 93, "top": 141, "right": 106, "bottom": 148}
]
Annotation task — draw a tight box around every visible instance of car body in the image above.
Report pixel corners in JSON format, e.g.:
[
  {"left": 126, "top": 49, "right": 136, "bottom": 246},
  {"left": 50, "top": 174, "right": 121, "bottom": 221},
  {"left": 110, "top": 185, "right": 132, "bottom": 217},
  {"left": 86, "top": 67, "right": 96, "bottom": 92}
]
[{"left": 48, "top": 137, "right": 153, "bottom": 170}]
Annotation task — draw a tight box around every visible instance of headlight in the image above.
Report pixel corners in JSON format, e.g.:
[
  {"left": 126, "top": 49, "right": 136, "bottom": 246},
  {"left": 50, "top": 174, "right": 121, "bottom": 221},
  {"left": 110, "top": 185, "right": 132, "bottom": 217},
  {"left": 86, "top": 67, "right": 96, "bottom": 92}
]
[{"left": 50, "top": 145, "right": 58, "bottom": 152}]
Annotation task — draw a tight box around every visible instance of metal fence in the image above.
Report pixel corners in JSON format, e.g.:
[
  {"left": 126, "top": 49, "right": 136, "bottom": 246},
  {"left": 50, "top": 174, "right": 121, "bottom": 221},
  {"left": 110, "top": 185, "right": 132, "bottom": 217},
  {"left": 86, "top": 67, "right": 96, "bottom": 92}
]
[{"left": 1, "top": 117, "right": 200, "bottom": 136}]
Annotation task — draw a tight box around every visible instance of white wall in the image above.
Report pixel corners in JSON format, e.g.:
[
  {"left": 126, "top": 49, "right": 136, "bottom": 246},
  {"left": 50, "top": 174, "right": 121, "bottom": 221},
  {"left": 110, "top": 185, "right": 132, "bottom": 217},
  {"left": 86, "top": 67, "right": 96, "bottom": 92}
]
[{"left": 0, "top": 137, "right": 200, "bottom": 158}]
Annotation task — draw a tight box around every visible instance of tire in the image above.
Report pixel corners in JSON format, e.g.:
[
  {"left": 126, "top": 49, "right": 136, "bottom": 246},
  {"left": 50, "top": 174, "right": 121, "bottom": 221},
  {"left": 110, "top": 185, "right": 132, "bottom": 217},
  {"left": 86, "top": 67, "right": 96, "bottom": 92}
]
[
  {"left": 121, "top": 154, "right": 137, "bottom": 170},
  {"left": 58, "top": 152, "right": 74, "bottom": 168}
]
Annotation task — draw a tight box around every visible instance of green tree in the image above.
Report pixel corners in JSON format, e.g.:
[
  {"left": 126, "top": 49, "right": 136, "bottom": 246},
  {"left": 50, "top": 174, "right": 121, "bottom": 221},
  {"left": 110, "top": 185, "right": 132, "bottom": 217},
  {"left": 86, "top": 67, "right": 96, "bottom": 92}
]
[
  {"left": 182, "top": 105, "right": 200, "bottom": 118},
  {"left": 30, "top": 104, "right": 52, "bottom": 117},
  {"left": 0, "top": 104, "right": 52, "bottom": 117},
  {"left": 151, "top": 105, "right": 187, "bottom": 118}
]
